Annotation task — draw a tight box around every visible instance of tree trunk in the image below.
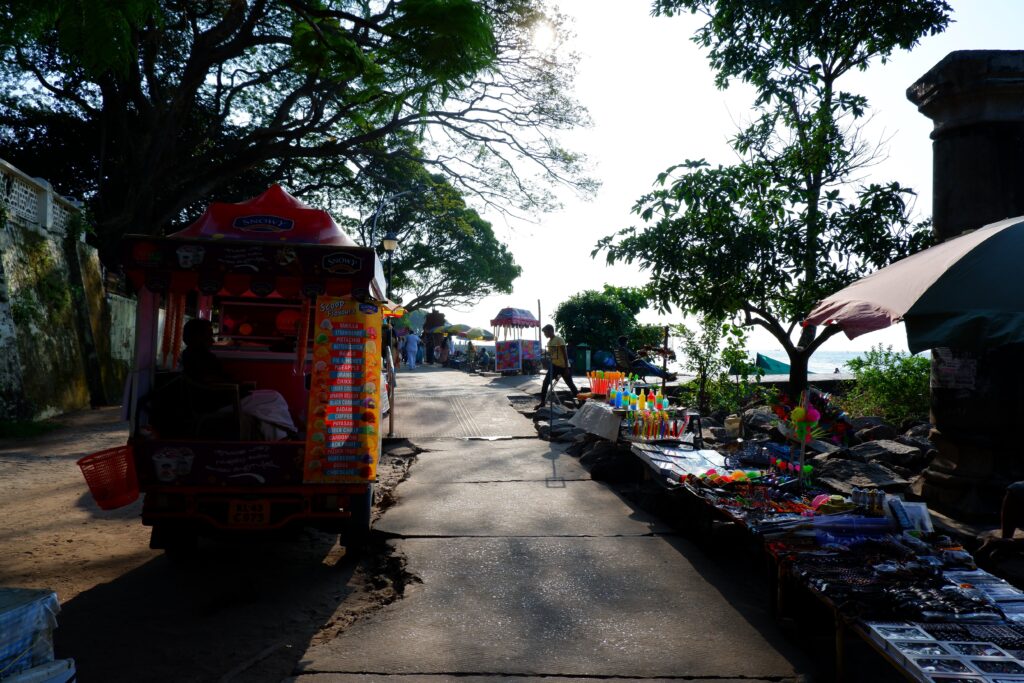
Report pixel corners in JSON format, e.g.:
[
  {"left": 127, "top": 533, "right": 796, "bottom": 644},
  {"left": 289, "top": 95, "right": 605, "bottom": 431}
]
[{"left": 787, "top": 349, "right": 810, "bottom": 400}]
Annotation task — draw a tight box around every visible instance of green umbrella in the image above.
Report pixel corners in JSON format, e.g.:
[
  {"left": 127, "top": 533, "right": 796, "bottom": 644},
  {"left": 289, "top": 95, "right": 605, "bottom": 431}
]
[
  {"left": 466, "top": 327, "right": 494, "bottom": 341},
  {"left": 426, "top": 322, "right": 452, "bottom": 334},
  {"left": 449, "top": 324, "right": 472, "bottom": 336}
]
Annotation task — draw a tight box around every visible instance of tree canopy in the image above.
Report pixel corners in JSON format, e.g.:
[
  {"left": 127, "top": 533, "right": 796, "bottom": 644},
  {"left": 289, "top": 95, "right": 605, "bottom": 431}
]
[
  {"left": 596, "top": 0, "right": 950, "bottom": 396},
  {"left": 553, "top": 285, "right": 664, "bottom": 351},
  {"left": 347, "top": 146, "right": 521, "bottom": 311},
  {"left": 0, "top": 0, "right": 593, "bottom": 261}
]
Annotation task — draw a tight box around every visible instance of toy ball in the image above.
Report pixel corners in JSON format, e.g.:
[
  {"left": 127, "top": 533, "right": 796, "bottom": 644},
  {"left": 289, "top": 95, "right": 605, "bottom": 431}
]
[
  {"left": 790, "top": 406, "right": 806, "bottom": 422},
  {"left": 806, "top": 407, "right": 821, "bottom": 422}
]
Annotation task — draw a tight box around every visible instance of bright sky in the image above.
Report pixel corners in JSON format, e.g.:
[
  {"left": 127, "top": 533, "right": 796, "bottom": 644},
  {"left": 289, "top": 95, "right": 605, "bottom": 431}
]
[{"left": 435, "top": 0, "right": 1024, "bottom": 352}]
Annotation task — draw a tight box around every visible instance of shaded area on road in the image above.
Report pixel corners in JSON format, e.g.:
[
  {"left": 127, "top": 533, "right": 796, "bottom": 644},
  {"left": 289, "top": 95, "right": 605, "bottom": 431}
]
[
  {"left": 298, "top": 535, "right": 807, "bottom": 679},
  {"left": 55, "top": 531, "right": 362, "bottom": 683}
]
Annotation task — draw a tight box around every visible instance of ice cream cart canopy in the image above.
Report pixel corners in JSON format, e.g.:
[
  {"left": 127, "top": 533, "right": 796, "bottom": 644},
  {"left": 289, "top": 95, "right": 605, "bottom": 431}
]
[
  {"left": 168, "top": 184, "right": 355, "bottom": 246},
  {"left": 490, "top": 308, "right": 539, "bottom": 328},
  {"left": 121, "top": 185, "right": 385, "bottom": 300}
]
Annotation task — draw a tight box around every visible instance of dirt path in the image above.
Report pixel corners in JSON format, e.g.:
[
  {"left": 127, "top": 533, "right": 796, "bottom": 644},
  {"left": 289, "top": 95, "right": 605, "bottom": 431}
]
[{"left": 0, "top": 408, "right": 417, "bottom": 682}]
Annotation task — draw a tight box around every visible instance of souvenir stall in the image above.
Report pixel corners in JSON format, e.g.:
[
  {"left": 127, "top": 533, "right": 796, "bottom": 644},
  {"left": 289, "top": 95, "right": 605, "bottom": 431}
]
[
  {"left": 490, "top": 307, "right": 542, "bottom": 373},
  {"left": 618, "top": 390, "right": 1024, "bottom": 683}
]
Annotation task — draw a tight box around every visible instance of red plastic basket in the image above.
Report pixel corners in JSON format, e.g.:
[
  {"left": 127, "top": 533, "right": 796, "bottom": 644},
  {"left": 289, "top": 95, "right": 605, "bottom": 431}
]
[{"left": 77, "top": 445, "right": 139, "bottom": 510}]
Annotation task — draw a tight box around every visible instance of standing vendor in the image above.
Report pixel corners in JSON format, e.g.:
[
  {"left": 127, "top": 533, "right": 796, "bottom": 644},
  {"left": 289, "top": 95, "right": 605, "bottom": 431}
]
[{"left": 537, "top": 324, "right": 578, "bottom": 409}]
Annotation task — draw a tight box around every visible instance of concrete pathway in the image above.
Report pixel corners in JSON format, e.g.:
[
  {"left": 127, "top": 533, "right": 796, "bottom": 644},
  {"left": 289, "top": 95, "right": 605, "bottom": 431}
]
[{"left": 291, "top": 366, "right": 812, "bottom": 681}]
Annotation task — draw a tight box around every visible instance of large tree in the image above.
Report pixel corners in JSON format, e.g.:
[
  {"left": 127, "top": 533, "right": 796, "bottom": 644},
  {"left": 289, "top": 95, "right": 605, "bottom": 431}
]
[
  {"left": 346, "top": 145, "right": 522, "bottom": 311},
  {"left": 595, "top": 0, "right": 949, "bottom": 397},
  {"left": 0, "top": 0, "right": 592, "bottom": 261}
]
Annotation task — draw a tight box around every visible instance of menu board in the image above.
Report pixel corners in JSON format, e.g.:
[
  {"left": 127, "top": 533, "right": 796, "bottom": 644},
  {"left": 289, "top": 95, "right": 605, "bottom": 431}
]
[{"left": 303, "top": 296, "right": 382, "bottom": 483}]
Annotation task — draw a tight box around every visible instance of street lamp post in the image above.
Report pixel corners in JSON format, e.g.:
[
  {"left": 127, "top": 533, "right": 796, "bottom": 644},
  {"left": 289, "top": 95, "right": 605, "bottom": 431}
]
[
  {"left": 382, "top": 230, "right": 399, "bottom": 438},
  {"left": 383, "top": 230, "right": 398, "bottom": 299}
]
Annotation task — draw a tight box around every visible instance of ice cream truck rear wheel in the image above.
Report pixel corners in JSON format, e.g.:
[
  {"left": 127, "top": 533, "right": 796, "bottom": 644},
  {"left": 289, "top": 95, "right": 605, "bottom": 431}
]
[
  {"left": 150, "top": 523, "right": 198, "bottom": 557},
  {"left": 341, "top": 483, "right": 373, "bottom": 555}
]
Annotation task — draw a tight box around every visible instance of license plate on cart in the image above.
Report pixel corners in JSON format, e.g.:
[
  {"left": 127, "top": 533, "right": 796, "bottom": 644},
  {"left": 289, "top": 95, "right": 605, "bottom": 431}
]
[{"left": 229, "top": 500, "right": 270, "bottom": 527}]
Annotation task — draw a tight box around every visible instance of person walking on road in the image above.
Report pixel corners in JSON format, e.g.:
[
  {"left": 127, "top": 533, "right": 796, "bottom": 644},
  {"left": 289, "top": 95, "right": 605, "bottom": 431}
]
[
  {"left": 537, "top": 324, "right": 578, "bottom": 408},
  {"left": 405, "top": 330, "right": 421, "bottom": 370}
]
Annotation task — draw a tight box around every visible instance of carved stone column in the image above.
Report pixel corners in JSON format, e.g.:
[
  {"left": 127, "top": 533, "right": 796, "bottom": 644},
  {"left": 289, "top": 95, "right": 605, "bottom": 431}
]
[{"left": 907, "top": 51, "right": 1024, "bottom": 518}]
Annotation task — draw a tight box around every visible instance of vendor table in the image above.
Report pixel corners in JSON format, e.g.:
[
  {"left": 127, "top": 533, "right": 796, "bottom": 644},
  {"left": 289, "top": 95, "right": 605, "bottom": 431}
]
[{"left": 627, "top": 439, "right": 1024, "bottom": 683}]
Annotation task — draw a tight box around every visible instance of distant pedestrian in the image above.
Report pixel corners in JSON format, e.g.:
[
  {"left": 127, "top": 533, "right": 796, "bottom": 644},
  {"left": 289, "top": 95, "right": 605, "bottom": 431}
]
[
  {"left": 537, "top": 324, "right": 578, "bottom": 408},
  {"left": 405, "top": 331, "right": 421, "bottom": 370}
]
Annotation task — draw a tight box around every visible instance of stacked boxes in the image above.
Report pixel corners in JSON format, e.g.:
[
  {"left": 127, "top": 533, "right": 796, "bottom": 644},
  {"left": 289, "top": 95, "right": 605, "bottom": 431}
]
[{"left": 0, "top": 588, "right": 73, "bottom": 682}]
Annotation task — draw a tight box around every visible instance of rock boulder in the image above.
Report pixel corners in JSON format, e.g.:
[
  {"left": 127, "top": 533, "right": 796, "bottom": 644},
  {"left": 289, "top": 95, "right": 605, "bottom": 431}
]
[
  {"left": 814, "top": 457, "right": 910, "bottom": 496},
  {"left": 848, "top": 439, "right": 924, "bottom": 469}
]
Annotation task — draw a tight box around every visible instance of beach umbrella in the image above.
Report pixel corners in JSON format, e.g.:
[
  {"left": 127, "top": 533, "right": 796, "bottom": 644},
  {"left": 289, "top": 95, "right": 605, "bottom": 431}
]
[
  {"left": 805, "top": 215, "right": 1024, "bottom": 353},
  {"left": 426, "top": 322, "right": 451, "bottom": 334},
  {"left": 449, "top": 324, "right": 471, "bottom": 336},
  {"left": 465, "top": 327, "right": 494, "bottom": 341},
  {"left": 381, "top": 300, "right": 406, "bottom": 318}
]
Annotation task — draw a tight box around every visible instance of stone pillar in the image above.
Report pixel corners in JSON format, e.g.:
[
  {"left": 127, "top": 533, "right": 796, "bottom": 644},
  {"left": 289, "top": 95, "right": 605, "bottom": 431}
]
[{"left": 907, "top": 51, "right": 1024, "bottom": 519}]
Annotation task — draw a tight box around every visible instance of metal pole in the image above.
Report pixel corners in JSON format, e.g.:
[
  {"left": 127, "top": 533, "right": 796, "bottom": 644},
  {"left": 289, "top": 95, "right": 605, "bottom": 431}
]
[
  {"left": 662, "top": 325, "right": 669, "bottom": 392},
  {"left": 387, "top": 249, "right": 395, "bottom": 438}
]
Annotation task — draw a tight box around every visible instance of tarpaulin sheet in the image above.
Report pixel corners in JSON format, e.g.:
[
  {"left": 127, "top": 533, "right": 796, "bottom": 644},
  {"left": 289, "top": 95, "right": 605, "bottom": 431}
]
[{"left": 0, "top": 588, "right": 59, "bottom": 677}]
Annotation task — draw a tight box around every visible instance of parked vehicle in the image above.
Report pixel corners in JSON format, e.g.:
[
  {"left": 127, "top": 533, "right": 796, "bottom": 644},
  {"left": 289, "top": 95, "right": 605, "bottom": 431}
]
[{"left": 98, "top": 186, "right": 388, "bottom": 553}]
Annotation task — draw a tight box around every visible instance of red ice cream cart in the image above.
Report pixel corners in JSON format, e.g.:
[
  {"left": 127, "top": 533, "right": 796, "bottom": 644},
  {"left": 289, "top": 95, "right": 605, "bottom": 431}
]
[{"left": 96, "top": 185, "right": 389, "bottom": 552}]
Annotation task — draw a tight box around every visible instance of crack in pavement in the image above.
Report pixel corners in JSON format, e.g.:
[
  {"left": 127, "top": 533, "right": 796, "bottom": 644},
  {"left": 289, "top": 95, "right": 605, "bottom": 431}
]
[{"left": 294, "top": 670, "right": 801, "bottom": 681}]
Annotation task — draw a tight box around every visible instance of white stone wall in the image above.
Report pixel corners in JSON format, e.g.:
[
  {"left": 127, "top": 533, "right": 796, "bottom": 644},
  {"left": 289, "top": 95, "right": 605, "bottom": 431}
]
[{"left": 0, "top": 158, "right": 89, "bottom": 420}]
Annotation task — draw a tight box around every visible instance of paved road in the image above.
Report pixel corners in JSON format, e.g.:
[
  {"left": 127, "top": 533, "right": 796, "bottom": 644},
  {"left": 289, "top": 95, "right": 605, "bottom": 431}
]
[{"left": 289, "top": 366, "right": 813, "bottom": 682}]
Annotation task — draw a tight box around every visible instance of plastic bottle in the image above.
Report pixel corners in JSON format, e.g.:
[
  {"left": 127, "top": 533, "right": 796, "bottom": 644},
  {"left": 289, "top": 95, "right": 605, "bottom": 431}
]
[{"left": 637, "top": 391, "right": 646, "bottom": 411}]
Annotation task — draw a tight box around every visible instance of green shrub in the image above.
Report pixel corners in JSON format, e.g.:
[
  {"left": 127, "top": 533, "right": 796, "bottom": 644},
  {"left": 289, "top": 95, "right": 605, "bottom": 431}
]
[
  {"left": 675, "top": 316, "right": 766, "bottom": 416},
  {"left": 0, "top": 420, "right": 58, "bottom": 438},
  {"left": 839, "top": 345, "right": 930, "bottom": 426}
]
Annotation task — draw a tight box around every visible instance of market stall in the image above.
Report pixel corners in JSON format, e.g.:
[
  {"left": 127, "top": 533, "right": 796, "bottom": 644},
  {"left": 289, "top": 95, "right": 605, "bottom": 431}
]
[
  {"left": 561, "top": 380, "right": 1024, "bottom": 682},
  {"left": 627, "top": 424, "right": 1024, "bottom": 682},
  {"left": 490, "top": 307, "right": 541, "bottom": 373}
]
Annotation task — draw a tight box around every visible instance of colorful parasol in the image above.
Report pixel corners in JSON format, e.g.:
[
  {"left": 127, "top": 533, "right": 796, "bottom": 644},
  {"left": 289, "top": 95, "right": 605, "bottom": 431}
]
[
  {"left": 490, "top": 307, "right": 539, "bottom": 329},
  {"left": 466, "top": 327, "right": 494, "bottom": 341},
  {"left": 449, "top": 324, "right": 471, "bottom": 336},
  {"left": 382, "top": 300, "right": 406, "bottom": 318}
]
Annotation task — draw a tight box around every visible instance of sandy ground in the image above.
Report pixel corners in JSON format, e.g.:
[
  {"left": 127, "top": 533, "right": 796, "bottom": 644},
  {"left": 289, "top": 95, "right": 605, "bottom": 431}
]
[{"left": 0, "top": 407, "right": 417, "bottom": 682}]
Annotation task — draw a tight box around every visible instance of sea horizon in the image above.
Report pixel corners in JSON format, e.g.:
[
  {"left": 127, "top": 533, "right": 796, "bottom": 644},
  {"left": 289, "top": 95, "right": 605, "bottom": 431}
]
[{"left": 452, "top": 339, "right": 927, "bottom": 376}]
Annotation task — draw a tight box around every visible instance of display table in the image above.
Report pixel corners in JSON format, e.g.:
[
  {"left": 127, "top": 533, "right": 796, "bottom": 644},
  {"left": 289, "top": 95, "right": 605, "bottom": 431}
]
[
  {"left": 630, "top": 441, "right": 724, "bottom": 487},
  {"left": 568, "top": 401, "right": 622, "bottom": 442},
  {"left": 623, "top": 438, "right": 1024, "bottom": 683}
]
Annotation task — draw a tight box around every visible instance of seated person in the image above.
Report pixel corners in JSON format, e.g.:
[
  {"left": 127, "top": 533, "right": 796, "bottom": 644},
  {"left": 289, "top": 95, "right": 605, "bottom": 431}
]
[
  {"left": 976, "top": 481, "right": 1024, "bottom": 565},
  {"left": 181, "top": 318, "right": 297, "bottom": 440},
  {"left": 616, "top": 336, "right": 677, "bottom": 381},
  {"left": 182, "top": 318, "right": 230, "bottom": 383}
]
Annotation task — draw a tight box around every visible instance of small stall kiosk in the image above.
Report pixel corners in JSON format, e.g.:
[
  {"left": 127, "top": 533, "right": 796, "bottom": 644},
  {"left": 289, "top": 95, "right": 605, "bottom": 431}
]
[
  {"left": 82, "top": 185, "right": 388, "bottom": 552},
  {"left": 490, "top": 307, "right": 542, "bottom": 373}
]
